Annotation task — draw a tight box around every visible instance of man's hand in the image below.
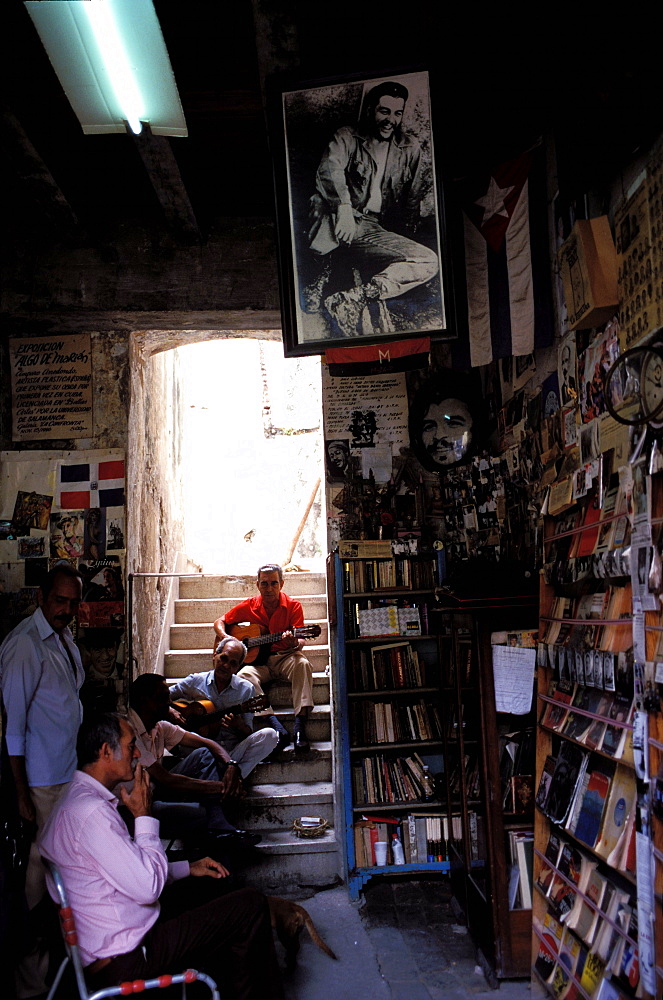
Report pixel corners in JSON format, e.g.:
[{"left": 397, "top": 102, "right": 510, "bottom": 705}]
[
  {"left": 168, "top": 705, "right": 187, "bottom": 725},
  {"left": 335, "top": 204, "right": 356, "bottom": 244},
  {"left": 281, "top": 628, "right": 299, "bottom": 651},
  {"left": 190, "top": 857, "right": 229, "bottom": 879},
  {"left": 220, "top": 763, "right": 243, "bottom": 799},
  {"left": 219, "top": 713, "right": 249, "bottom": 735},
  {"left": 16, "top": 787, "right": 36, "bottom": 826},
  {"left": 119, "top": 763, "right": 152, "bottom": 818}
]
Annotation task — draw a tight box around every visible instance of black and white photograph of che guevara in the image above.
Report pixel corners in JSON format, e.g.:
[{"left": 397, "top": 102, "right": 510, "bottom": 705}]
[{"left": 280, "top": 70, "right": 446, "bottom": 350}]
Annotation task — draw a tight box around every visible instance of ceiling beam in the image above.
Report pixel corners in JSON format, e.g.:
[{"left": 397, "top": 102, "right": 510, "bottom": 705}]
[
  {"left": 130, "top": 123, "right": 200, "bottom": 241},
  {"left": 2, "top": 108, "right": 82, "bottom": 240}
]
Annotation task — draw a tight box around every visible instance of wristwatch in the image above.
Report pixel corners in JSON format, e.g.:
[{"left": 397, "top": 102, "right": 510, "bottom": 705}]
[{"left": 225, "top": 760, "right": 240, "bottom": 770}]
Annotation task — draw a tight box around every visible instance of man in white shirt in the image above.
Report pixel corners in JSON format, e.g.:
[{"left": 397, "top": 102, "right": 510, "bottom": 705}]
[
  {"left": 0, "top": 563, "right": 85, "bottom": 998},
  {"left": 127, "top": 670, "right": 270, "bottom": 847},
  {"left": 39, "top": 712, "right": 283, "bottom": 1000}
]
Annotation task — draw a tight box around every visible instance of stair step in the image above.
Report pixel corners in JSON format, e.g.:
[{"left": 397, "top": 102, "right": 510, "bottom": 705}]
[
  {"left": 165, "top": 674, "right": 330, "bottom": 709},
  {"left": 249, "top": 741, "right": 332, "bottom": 784},
  {"left": 179, "top": 572, "right": 327, "bottom": 600},
  {"left": 164, "top": 645, "right": 330, "bottom": 677},
  {"left": 241, "top": 828, "right": 340, "bottom": 890},
  {"left": 174, "top": 598, "right": 328, "bottom": 626},
  {"left": 170, "top": 618, "right": 329, "bottom": 648},
  {"left": 241, "top": 780, "right": 334, "bottom": 828},
  {"left": 175, "top": 595, "right": 328, "bottom": 622},
  {"left": 252, "top": 827, "right": 338, "bottom": 854},
  {"left": 256, "top": 706, "right": 330, "bottom": 741}
]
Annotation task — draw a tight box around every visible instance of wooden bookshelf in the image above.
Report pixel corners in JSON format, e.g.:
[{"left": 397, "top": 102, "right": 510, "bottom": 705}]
[{"left": 437, "top": 603, "right": 538, "bottom": 979}]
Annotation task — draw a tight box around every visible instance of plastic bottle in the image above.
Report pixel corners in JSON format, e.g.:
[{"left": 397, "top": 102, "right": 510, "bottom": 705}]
[
  {"left": 392, "top": 833, "right": 405, "bottom": 865},
  {"left": 422, "top": 765, "right": 434, "bottom": 801}
]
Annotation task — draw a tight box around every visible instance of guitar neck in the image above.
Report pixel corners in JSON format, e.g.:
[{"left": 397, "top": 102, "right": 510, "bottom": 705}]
[{"left": 246, "top": 629, "right": 298, "bottom": 648}]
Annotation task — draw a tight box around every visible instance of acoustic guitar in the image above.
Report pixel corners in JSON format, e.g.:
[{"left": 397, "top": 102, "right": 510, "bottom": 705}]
[
  {"left": 172, "top": 694, "right": 268, "bottom": 737},
  {"left": 226, "top": 623, "right": 322, "bottom": 665}
]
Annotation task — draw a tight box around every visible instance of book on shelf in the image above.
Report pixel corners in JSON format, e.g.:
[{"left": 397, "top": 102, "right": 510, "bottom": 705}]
[
  {"left": 578, "top": 951, "right": 607, "bottom": 998},
  {"left": 548, "top": 928, "right": 588, "bottom": 1000},
  {"left": 547, "top": 840, "right": 583, "bottom": 920},
  {"left": 561, "top": 686, "right": 606, "bottom": 743},
  {"left": 594, "top": 485, "right": 619, "bottom": 554},
  {"left": 593, "top": 886, "right": 632, "bottom": 963},
  {"left": 565, "top": 866, "right": 608, "bottom": 945},
  {"left": 540, "top": 679, "right": 576, "bottom": 731},
  {"left": 534, "top": 909, "right": 564, "bottom": 982},
  {"left": 606, "top": 803, "right": 636, "bottom": 874},
  {"left": 566, "top": 759, "right": 614, "bottom": 850},
  {"left": 536, "top": 830, "right": 564, "bottom": 895},
  {"left": 510, "top": 774, "right": 534, "bottom": 813},
  {"left": 594, "top": 765, "right": 636, "bottom": 861},
  {"left": 515, "top": 834, "right": 534, "bottom": 907},
  {"left": 545, "top": 742, "right": 588, "bottom": 826},
  {"left": 572, "top": 498, "right": 602, "bottom": 558},
  {"left": 601, "top": 693, "right": 633, "bottom": 760}
]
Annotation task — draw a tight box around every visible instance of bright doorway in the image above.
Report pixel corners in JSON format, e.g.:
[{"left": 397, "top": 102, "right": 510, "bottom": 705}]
[{"left": 174, "top": 338, "right": 325, "bottom": 575}]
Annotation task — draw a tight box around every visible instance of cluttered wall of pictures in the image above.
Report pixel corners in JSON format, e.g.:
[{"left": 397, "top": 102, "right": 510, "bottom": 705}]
[{"left": 0, "top": 449, "right": 127, "bottom": 713}]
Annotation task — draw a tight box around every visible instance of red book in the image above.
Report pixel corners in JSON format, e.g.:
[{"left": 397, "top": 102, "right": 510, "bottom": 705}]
[{"left": 575, "top": 499, "right": 602, "bottom": 557}]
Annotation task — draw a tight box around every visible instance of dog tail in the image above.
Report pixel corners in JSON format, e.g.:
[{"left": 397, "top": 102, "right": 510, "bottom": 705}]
[{"left": 303, "top": 912, "right": 337, "bottom": 960}]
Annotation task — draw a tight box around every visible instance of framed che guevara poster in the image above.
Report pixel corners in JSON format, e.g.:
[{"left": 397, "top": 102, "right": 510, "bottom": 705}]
[{"left": 271, "top": 69, "right": 454, "bottom": 357}]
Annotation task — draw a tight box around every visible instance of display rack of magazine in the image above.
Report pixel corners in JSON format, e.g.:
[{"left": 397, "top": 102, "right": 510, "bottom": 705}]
[{"left": 533, "top": 484, "right": 643, "bottom": 1000}]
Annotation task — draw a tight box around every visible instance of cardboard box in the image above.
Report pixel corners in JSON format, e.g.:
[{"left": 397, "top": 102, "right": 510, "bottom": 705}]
[{"left": 558, "top": 217, "right": 619, "bottom": 329}]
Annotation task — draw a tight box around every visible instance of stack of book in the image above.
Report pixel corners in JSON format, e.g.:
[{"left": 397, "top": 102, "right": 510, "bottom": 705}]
[
  {"left": 349, "top": 698, "right": 442, "bottom": 745},
  {"left": 351, "top": 752, "right": 436, "bottom": 805},
  {"left": 348, "top": 642, "right": 426, "bottom": 691}
]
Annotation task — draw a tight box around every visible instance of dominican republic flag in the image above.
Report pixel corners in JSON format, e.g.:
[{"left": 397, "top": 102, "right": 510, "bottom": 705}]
[
  {"left": 325, "top": 337, "right": 430, "bottom": 377},
  {"left": 58, "top": 459, "right": 125, "bottom": 509},
  {"left": 458, "top": 149, "right": 552, "bottom": 368}
]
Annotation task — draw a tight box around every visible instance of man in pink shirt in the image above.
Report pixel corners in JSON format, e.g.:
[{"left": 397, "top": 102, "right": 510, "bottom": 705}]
[{"left": 39, "top": 712, "right": 283, "bottom": 1000}]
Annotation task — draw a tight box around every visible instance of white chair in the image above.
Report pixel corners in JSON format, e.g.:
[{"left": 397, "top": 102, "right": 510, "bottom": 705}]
[{"left": 44, "top": 861, "right": 219, "bottom": 1000}]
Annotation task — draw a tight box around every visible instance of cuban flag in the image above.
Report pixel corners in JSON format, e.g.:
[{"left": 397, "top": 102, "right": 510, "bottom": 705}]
[
  {"left": 458, "top": 148, "right": 553, "bottom": 367},
  {"left": 58, "top": 459, "right": 125, "bottom": 509}
]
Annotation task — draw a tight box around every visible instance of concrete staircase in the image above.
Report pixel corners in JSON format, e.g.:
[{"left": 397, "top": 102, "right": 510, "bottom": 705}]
[{"left": 163, "top": 571, "right": 340, "bottom": 890}]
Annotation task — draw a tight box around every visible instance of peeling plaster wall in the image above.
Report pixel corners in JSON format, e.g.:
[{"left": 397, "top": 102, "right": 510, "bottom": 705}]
[{"left": 127, "top": 337, "right": 185, "bottom": 673}]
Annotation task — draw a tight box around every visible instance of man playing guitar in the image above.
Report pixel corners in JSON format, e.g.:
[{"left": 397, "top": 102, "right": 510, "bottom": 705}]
[{"left": 213, "top": 564, "right": 315, "bottom": 755}]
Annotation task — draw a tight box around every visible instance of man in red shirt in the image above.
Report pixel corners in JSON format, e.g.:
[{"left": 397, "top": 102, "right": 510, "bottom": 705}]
[{"left": 213, "top": 564, "right": 314, "bottom": 754}]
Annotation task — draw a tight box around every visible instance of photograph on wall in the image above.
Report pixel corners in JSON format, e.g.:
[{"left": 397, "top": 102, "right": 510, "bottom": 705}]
[
  {"left": 79, "top": 556, "right": 125, "bottom": 603},
  {"left": 11, "top": 490, "right": 52, "bottom": 532},
  {"left": 105, "top": 506, "right": 126, "bottom": 552},
  {"left": 83, "top": 507, "right": 106, "bottom": 560},
  {"left": 50, "top": 511, "right": 85, "bottom": 558},
  {"left": 77, "top": 626, "right": 126, "bottom": 714},
  {"left": 274, "top": 70, "right": 448, "bottom": 354},
  {"left": 408, "top": 370, "right": 483, "bottom": 471}
]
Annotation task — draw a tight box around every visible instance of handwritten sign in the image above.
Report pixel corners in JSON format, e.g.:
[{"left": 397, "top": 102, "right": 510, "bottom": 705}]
[
  {"left": 492, "top": 644, "right": 536, "bottom": 714},
  {"left": 322, "top": 368, "right": 409, "bottom": 452},
  {"left": 10, "top": 334, "right": 92, "bottom": 441}
]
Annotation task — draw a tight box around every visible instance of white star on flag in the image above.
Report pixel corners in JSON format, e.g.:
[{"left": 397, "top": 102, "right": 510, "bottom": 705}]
[{"left": 475, "top": 176, "right": 514, "bottom": 224}]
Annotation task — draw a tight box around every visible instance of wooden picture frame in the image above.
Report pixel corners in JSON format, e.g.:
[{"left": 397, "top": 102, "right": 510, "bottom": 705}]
[{"left": 271, "top": 69, "right": 454, "bottom": 356}]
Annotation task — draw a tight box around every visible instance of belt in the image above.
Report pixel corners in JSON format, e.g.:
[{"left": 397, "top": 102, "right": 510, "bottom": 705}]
[{"left": 87, "top": 956, "right": 112, "bottom": 975}]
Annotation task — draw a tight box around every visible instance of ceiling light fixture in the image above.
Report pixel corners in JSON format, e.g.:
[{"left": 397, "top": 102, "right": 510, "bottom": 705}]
[{"left": 24, "top": 0, "right": 187, "bottom": 137}]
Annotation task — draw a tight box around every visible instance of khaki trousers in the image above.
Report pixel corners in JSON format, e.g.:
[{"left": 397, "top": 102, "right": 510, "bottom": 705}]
[
  {"left": 17, "top": 782, "right": 69, "bottom": 998},
  {"left": 238, "top": 649, "right": 314, "bottom": 716}
]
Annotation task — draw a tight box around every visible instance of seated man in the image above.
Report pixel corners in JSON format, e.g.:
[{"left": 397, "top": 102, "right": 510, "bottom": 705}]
[
  {"left": 39, "top": 713, "right": 283, "bottom": 1000},
  {"left": 128, "top": 671, "right": 273, "bottom": 847},
  {"left": 213, "top": 564, "right": 315, "bottom": 754},
  {"left": 168, "top": 636, "right": 279, "bottom": 769}
]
